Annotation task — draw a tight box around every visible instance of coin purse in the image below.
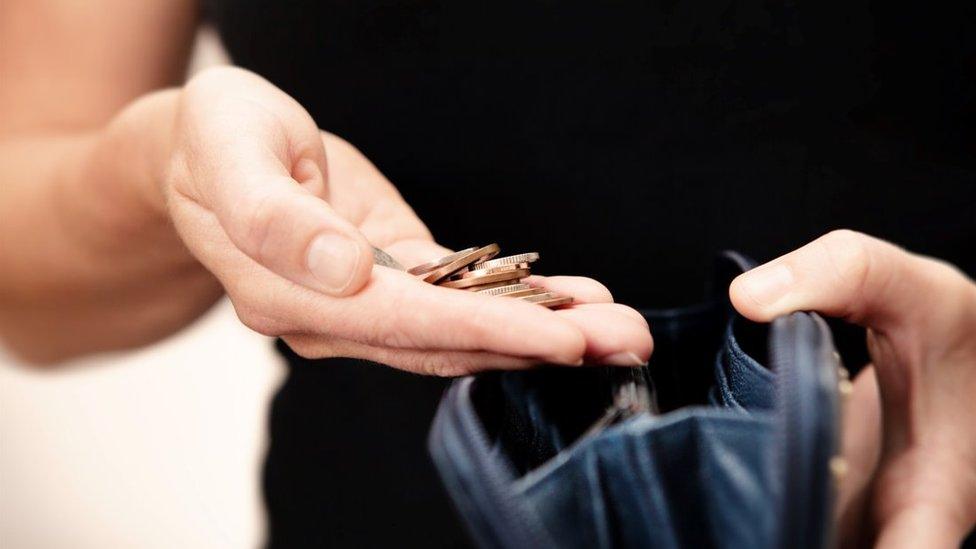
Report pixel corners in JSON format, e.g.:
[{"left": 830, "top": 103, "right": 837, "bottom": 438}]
[{"left": 428, "top": 253, "right": 845, "bottom": 549}]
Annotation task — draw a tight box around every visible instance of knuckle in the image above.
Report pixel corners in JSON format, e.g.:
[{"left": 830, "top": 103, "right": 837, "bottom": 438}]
[
  {"left": 233, "top": 304, "right": 281, "bottom": 336},
  {"left": 159, "top": 146, "right": 196, "bottom": 205},
  {"left": 412, "top": 352, "right": 441, "bottom": 376},
  {"left": 238, "top": 190, "right": 284, "bottom": 261},
  {"left": 408, "top": 352, "right": 468, "bottom": 377},
  {"left": 184, "top": 66, "right": 256, "bottom": 97},
  {"left": 377, "top": 327, "right": 416, "bottom": 349},
  {"left": 821, "top": 229, "right": 871, "bottom": 255},
  {"left": 819, "top": 229, "right": 876, "bottom": 283},
  {"left": 815, "top": 230, "right": 895, "bottom": 321},
  {"left": 282, "top": 335, "right": 336, "bottom": 360}
]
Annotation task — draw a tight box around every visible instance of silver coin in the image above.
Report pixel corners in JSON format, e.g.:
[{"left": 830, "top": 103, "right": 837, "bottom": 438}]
[{"left": 372, "top": 246, "right": 405, "bottom": 270}]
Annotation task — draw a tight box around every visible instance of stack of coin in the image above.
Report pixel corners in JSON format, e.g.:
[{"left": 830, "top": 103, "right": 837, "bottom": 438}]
[{"left": 407, "top": 244, "right": 573, "bottom": 309}]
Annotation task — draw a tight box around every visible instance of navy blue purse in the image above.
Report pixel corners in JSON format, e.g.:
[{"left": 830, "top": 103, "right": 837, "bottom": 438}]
[{"left": 428, "top": 253, "right": 844, "bottom": 548}]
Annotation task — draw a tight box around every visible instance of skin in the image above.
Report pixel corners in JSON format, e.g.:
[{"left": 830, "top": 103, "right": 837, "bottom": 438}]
[
  {"left": 1, "top": 2, "right": 972, "bottom": 544},
  {"left": 0, "top": 0, "right": 652, "bottom": 372},
  {"left": 731, "top": 230, "right": 976, "bottom": 547}
]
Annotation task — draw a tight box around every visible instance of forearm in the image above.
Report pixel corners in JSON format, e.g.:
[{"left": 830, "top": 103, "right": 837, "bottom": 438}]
[{"left": 0, "top": 90, "right": 220, "bottom": 362}]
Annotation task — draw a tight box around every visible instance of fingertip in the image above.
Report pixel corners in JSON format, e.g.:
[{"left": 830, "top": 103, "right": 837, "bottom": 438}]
[
  {"left": 640, "top": 330, "right": 654, "bottom": 362},
  {"left": 729, "top": 271, "right": 783, "bottom": 322},
  {"left": 603, "top": 303, "right": 649, "bottom": 328},
  {"left": 481, "top": 291, "right": 583, "bottom": 346},
  {"left": 554, "top": 305, "right": 653, "bottom": 366}
]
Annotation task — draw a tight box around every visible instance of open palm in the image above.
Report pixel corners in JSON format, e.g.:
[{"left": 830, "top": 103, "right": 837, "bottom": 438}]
[{"left": 165, "top": 67, "right": 652, "bottom": 375}]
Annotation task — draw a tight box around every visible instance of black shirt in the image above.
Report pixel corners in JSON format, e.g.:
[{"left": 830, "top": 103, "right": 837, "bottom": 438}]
[{"left": 206, "top": 2, "right": 976, "bottom": 546}]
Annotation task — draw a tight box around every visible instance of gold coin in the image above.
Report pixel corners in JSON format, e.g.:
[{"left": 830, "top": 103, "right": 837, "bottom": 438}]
[
  {"left": 535, "top": 295, "right": 575, "bottom": 309},
  {"left": 499, "top": 287, "right": 548, "bottom": 299},
  {"left": 474, "top": 253, "right": 540, "bottom": 270},
  {"left": 450, "top": 263, "right": 530, "bottom": 280},
  {"left": 421, "top": 244, "right": 500, "bottom": 284},
  {"left": 460, "top": 280, "right": 518, "bottom": 291},
  {"left": 519, "top": 291, "right": 558, "bottom": 302},
  {"left": 407, "top": 247, "right": 478, "bottom": 276},
  {"left": 439, "top": 268, "right": 530, "bottom": 289},
  {"left": 476, "top": 283, "right": 531, "bottom": 296},
  {"left": 520, "top": 292, "right": 574, "bottom": 308}
]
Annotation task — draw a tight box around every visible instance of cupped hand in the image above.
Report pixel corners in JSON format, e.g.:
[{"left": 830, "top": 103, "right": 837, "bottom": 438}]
[
  {"left": 730, "top": 230, "right": 976, "bottom": 548},
  {"left": 163, "top": 67, "right": 652, "bottom": 375}
]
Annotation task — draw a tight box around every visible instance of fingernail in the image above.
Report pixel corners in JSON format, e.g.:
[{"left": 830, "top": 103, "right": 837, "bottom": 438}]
[
  {"left": 306, "top": 233, "right": 362, "bottom": 292},
  {"left": 601, "top": 352, "right": 647, "bottom": 366},
  {"left": 737, "top": 263, "right": 794, "bottom": 307},
  {"left": 553, "top": 356, "right": 584, "bottom": 366}
]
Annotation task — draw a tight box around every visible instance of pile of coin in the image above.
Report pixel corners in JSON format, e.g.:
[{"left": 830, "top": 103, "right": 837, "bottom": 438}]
[{"left": 407, "top": 244, "right": 573, "bottom": 309}]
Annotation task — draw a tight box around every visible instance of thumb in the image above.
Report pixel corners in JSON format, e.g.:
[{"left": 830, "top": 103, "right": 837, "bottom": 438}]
[
  {"left": 176, "top": 68, "right": 373, "bottom": 296},
  {"left": 729, "top": 230, "right": 955, "bottom": 330},
  {"left": 216, "top": 175, "right": 374, "bottom": 297}
]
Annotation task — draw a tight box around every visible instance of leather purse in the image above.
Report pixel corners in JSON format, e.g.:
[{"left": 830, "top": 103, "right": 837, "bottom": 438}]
[{"left": 428, "top": 252, "right": 844, "bottom": 548}]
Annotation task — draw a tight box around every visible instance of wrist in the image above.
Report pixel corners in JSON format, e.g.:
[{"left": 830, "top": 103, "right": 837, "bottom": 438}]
[
  {"left": 59, "top": 88, "right": 186, "bottom": 259},
  {"left": 873, "top": 448, "right": 976, "bottom": 546},
  {"left": 874, "top": 502, "right": 970, "bottom": 548},
  {"left": 94, "top": 88, "right": 181, "bottom": 221}
]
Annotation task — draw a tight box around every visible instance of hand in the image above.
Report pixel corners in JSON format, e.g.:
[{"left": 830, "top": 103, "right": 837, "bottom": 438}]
[
  {"left": 163, "top": 67, "right": 652, "bottom": 375},
  {"left": 730, "top": 230, "right": 976, "bottom": 547}
]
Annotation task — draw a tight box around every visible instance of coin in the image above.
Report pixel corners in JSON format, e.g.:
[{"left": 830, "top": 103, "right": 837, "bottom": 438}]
[
  {"left": 414, "top": 244, "right": 573, "bottom": 309},
  {"left": 372, "top": 246, "right": 405, "bottom": 270},
  {"left": 498, "top": 287, "right": 548, "bottom": 299},
  {"left": 476, "top": 283, "right": 531, "bottom": 296},
  {"left": 420, "top": 244, "right": 500, "bottom": 283},
  {"left": 463, "top": 279, "right": 519, "bottom": 291},
  {"left": 474, "top": 253, "right": 539, "bottom": 270},
  {"left": 407, "top": 247, "right": 478, "bottom": 276},
  {"left": 531, "top": 295, "right": 575, "bottom": 308},
  {"left": 439, "top": 268, "right": 530, "bottom": 289},
  {"left": 519, "top": 291, "right": 559, "bottom": 303},
  {"left": 450, "top": 263, "right": 530, "bottom": 280}
]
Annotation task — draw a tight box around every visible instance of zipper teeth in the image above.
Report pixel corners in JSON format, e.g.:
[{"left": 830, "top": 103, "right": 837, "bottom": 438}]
[
  {"left": 774, "top": 317, "right": 808, "bottom": 548},
  {"left": 448, "top": 380, "right": 553, "bottom": 547},
  {"left": 773, "top": 313, "right": 839, "bottom": 549}
]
